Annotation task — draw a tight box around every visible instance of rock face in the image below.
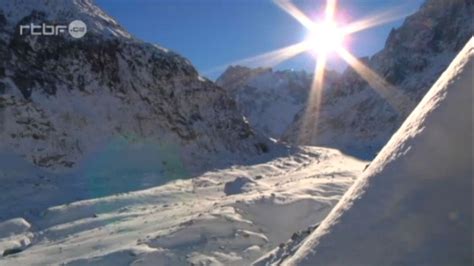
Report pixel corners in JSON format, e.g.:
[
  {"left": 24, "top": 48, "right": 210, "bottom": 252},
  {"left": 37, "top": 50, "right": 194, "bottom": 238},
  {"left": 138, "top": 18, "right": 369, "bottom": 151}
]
[
  {"left": 0, "top": 0, "right": 272, "bottom": 172},
  {"left": 216, "top": 66, "right": 339, "bottom": 139},
  {"left": 217, "top": 0, "right": 472, "bottom": 159},
  {"left": 258, "top": 37, "right": 473, "bottom": 266}
]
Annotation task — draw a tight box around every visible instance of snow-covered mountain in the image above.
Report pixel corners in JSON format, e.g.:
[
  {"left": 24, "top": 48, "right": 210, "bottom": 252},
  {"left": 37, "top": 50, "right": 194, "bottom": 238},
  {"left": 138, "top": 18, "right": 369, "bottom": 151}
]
[
  {"left": 284, "top": 0, "right": 473, "bottom": 158},
  {"left": 0, "top": 1, "right": 471, "bottom": 265},
  {"left": 259, "top": 36, "right": 473, "bottom": 266},
  {"left": 216, "top": 66, "right": 339, "bottom": 139},
  {"left": 218, "top": 0, "right": 472, "bottom": 158},
  {"left": 0, "top": 0, "right": 273, "bottom": 174}
]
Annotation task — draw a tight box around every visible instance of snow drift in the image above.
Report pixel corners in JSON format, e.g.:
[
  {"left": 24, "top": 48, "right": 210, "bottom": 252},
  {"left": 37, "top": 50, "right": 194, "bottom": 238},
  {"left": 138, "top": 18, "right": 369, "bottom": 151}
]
[{"left": 267, "top": 37, "right": 473, "bottom": 266}]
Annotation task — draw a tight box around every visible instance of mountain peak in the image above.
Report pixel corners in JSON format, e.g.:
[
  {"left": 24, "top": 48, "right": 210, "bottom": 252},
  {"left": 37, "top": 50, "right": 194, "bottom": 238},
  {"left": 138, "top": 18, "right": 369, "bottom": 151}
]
[
  {"left": 0, "top": 0, "right": 131, "bottom": 39},
  {"left": 0, "top": 1, "right": 273, "bottom": 171},
  {"left": 282, "top": 0, "right": 473, "bottom": 158},
  {"left": 216, "top": 65, "right": 272, "bottom": 90}
]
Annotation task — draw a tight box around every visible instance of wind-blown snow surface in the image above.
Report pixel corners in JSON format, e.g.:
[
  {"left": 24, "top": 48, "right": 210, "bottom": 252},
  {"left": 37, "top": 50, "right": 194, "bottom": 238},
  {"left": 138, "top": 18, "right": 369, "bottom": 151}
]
[
  {"left": 262, "top": 38, "right": 473, "bottom": 266},
  {"left": 0, "top": 147, "right": 365, "bottom": 265}
]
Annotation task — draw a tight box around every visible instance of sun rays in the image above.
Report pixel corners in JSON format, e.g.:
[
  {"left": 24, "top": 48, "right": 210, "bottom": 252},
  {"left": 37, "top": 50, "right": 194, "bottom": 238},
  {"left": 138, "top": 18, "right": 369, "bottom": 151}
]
[
  {"left": 342, "top": 4, "right": 414, "bottom": 35},
  {"left": 203, "top": 42, "right": 309, "bottom": 77},
  {"left": 207, "top": 0, "right": 412, "bottom": 142},
  {"left": 298, "top": 52, "right": 326, "bottom": 143},
  {"left": 336, "top": 47, "right": 413, "bottom": 112},
  {"left": 274, "top": 0, "right": 316, "bottom": 29}
]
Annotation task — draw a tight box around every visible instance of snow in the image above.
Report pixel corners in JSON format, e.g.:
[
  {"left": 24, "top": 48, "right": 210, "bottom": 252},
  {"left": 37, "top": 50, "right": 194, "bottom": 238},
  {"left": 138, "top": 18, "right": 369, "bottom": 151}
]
[
  {"left": 0, "top": 0, "right": 132, "bottom": 39},
  {"left": 224, "top": 177, "right": 256, "bottom": 195},
  {"left": 283, "top": 0, "right": 472, "bottom": 159},
  {"left": 0, "top": 218, "right": 31, "bottom": 239},
  {"left": 1, "top": 1, "right": 471, "bottom": 265},
  {"left": 269, "top": 37, "right": 473, "bottom": 266},
  {"left": 1, "top": 0, "right": 275, "bottom": 174},
  {"left": 0, "top": 218, "right": 33, "bottom": 257},
  {"left": 0, "top": 146, "right": 366, "bottom": 265}
]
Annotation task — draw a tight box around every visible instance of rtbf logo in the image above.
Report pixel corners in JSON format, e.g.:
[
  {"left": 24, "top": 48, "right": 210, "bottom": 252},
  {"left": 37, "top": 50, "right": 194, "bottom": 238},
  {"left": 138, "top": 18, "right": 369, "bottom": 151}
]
[{"left": 19, "top": 20, "right": 87, "bottom": 39}]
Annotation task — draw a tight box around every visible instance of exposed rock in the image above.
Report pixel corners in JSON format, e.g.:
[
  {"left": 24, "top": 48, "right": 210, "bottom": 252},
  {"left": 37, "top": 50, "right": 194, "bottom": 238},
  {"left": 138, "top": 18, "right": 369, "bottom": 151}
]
[{"left": 0, "top": 0, "right": 274, "bottom": 172}]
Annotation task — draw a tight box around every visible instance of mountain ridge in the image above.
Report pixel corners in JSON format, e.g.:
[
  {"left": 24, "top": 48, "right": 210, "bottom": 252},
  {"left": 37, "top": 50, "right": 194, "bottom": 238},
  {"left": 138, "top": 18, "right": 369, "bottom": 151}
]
[
  {"left": 218, "top": 0, "right": 473, "bottom": 159},
  {"left": 0, "top": 0, "right": 274, "bottom": 173},
  {"left": 216, "top": 65, "right": 339, "bottom": 139}
]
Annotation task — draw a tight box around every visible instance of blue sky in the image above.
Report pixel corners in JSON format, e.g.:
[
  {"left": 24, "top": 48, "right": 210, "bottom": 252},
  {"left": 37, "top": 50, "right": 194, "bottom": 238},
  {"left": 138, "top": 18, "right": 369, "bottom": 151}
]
[{"left": 95, "top": 0, "right": 424, "bottom": 79}]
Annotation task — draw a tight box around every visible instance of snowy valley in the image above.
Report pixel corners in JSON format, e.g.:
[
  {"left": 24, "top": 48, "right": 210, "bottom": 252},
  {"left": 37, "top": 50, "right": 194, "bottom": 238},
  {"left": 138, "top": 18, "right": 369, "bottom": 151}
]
[
  {"left": 0, "top": 146, "right": 365, "bottom": 265},
  {"left": 0, "top": 0, "right": 472, "bottom": 265}
]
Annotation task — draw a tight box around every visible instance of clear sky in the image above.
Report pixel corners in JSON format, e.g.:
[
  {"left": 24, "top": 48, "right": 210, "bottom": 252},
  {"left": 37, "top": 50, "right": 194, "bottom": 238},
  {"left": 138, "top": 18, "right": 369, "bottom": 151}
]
[{"left": 95, "top": 0, "right": 424, "bottom": 80}]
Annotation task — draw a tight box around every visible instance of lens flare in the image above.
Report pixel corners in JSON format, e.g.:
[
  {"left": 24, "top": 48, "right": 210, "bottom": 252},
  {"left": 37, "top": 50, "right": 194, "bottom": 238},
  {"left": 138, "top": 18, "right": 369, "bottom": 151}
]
[
  {"left": 203, "top": 42, "right": 308, "bottom": 76},
  {"left": 274, "top": 0, "right": 315, "bottom": 29},
  {"left": 342, "top": 5, "right": 414, "bottom": 35},
  {"left": 336, "top": 47, "right": 414, "bottom": 112},
  {"left": 298, "top": 54, "right": 327, "bottom": 143},
  {"left": 204, "top": 0, "right": 413, "bottom": 143}
]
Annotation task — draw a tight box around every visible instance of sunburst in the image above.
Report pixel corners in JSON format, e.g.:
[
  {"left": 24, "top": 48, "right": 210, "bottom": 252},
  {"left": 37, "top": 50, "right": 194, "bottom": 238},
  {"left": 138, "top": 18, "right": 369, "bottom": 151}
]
[{"left": 207, "top": 0, "right": 411, "bottom": 142}]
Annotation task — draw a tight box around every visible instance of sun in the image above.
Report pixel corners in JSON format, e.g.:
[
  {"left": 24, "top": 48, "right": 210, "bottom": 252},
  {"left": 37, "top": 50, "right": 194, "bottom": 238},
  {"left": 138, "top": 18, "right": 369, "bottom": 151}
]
[
  {"left": 205, "top": 0, "right": 411, "bottom": 142},
  {"left": 305, "top": 21, "right": 346, "bottom": 56}
]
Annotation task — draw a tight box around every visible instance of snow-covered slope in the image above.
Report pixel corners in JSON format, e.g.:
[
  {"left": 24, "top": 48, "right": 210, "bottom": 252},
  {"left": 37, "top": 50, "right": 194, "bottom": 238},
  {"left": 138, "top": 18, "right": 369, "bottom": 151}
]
[
  {"left": 284, "top": 0, "right": 473, "bottom": 158},
  {"left": 260, "top": 37, "right": 473, "bottom": 266},
  {"left": 0, "top": 0, "right": 273, "bottom": 175},
  {"left": 216, "top": 66, "right": 339, "bottom": 139},
  {"left": 0, "top": 146, "right": 366, "bottom": 265}
]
